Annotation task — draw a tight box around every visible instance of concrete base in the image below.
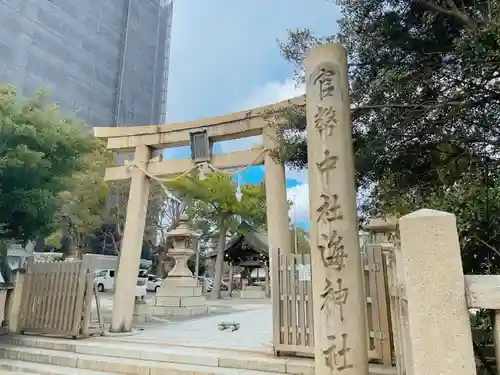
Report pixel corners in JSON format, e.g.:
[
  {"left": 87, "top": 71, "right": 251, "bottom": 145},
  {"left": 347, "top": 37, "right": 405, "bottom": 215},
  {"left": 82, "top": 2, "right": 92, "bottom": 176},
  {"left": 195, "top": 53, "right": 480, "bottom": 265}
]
[
  {"left": 240, "top": 286, "right": 267, "bottom": 299},
  {"left": 132, "top": 301, "right": 152, "bottom": 325},
  {"left": 153, "top": 276, "right": 208, "bottom": 317},
  {"left": 151, "top": 305, "right": 208, "bottom": 317}
]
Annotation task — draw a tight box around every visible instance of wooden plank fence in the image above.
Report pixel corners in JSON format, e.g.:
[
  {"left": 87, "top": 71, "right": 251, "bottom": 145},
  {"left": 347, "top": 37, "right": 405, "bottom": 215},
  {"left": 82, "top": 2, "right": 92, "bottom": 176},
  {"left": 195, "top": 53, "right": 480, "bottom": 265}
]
[
  {"left": 272, "top": 244, "right": 393, "bottom": 366},
  {"left": 272, "top": 252, "right": 314, "bottom": 357},
  {"left": 363, "top": 243, "right": 393, "bottom": 365},
  {"left": 18, "top": 256, "right": 104, "bottom": 338}
]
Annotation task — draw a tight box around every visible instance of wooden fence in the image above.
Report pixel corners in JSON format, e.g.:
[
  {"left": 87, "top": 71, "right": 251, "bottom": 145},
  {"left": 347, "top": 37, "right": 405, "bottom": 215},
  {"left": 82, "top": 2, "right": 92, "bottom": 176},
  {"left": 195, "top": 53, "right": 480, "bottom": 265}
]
[
  {"left": 272, "top": 253, "right": 315, "bottom": 357},
  {"left": 363, "top": 243, "right": 393, "bottom": 365},
  {"left": 272, "top": 242, "right": 393, "bottom": 366},
  {"left": 18, "top": 256, "right": 104, "bottom": 338}
]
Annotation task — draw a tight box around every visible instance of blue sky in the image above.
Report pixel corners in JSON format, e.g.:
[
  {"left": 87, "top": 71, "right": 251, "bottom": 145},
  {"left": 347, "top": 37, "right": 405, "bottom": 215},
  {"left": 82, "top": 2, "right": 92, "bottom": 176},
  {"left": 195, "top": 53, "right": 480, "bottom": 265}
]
[{"left": 165, "top": 0, "right": 340, "bottom": 230}]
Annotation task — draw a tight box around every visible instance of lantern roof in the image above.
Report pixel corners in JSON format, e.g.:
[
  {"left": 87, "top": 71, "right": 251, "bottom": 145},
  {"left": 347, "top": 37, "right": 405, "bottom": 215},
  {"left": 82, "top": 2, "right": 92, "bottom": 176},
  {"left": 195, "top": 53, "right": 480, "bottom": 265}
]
[{"left": 166, "top": 214, "right": 199, "bottom": 239}]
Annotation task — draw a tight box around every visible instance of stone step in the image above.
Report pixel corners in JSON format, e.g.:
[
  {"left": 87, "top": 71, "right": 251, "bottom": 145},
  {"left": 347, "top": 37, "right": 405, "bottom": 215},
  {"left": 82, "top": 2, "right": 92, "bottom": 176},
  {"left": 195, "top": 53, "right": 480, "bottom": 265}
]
[
  {"left": 3, "top": 336, "right": 311, "bottom": 374},
  {"left": 1, "top": 336, "right": 396, "bottom": 375},
  {"left": 0, "top": 359, "right": 117, "bottom": 374},
  {"left": 0, "top": 344, "right": 286, "bottom": 375}
]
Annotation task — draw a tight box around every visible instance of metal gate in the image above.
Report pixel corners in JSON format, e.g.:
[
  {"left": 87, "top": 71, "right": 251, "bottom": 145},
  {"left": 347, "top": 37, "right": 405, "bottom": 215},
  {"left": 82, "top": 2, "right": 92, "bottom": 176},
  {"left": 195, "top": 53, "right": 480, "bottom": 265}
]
[{"left": 18, "top": 255, "right": 104, "bottom": 338}]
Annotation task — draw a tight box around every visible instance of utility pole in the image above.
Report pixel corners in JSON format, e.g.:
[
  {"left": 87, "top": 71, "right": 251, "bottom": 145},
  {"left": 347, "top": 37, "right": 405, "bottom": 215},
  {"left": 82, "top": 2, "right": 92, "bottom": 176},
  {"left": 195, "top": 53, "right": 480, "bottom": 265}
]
[{"left": 293, "top": 194, "right": 298, "bottom": 254}]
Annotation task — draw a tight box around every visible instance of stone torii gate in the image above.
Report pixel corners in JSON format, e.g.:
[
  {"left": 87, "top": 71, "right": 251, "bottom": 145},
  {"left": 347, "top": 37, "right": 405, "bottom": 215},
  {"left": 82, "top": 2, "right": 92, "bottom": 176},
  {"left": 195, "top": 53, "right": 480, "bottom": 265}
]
[
  {"left": 96, "top": 44, "right": 369, "bottom": 375},
  {"left": 94, "top": 96, "right": 301, "bottom": 333}
]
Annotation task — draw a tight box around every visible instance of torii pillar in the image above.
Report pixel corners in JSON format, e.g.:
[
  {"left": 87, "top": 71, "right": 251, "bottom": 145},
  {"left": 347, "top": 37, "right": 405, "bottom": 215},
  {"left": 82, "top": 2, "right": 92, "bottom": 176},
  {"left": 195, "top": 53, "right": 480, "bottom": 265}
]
[
  {"left": 110, "top": 145, "right": 152, "bottom": 333},
  {"left": 263, "top": 125, "right": 292, "bottom": 260}
]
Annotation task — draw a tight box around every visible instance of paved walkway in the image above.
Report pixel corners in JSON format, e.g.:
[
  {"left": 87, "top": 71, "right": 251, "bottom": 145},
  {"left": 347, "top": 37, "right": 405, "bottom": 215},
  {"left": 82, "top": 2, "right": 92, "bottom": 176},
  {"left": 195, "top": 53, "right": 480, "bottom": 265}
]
[{"left": 104, "top": 304, "right": 274, "bottom": 354}]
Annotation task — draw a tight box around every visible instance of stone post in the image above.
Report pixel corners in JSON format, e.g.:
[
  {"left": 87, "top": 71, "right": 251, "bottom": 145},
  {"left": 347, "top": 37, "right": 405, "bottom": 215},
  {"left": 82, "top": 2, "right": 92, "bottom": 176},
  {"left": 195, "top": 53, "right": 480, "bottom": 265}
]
[
  {"left": 263, "top": 125, "right": 292, "bottom": 259},
  {"left": 111, "top": 145, "right": 152, "bottom": 333},
  {"left": 399, "top": 209, "right": 476, "bottom": 375},
  {"left": 305, "top": 43, "right": 368, "bottom": 375}
]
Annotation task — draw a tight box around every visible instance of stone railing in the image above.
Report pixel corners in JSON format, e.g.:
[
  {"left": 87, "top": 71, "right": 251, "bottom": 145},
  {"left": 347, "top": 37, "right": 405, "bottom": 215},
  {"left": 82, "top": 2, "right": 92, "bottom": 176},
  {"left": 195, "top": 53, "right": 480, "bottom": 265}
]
[{"left": 379, "top": 209, "right": 495, "bottom": 375}]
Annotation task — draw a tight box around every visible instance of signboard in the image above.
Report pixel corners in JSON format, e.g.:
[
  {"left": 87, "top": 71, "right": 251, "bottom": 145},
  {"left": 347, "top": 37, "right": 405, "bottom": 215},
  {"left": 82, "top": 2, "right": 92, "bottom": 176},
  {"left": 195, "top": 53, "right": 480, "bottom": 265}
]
[{"left": 297, "top": 263, "right": 311, "bottom": 281}]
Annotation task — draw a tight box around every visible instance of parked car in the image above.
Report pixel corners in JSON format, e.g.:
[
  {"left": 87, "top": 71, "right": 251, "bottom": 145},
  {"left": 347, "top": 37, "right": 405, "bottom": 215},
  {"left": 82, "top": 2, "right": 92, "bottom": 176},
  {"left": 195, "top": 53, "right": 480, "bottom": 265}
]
[
  {"left": 94, "top": 269, "right": 115, "bottom": 292},
  {"left": 196, "top": 277, "right": 228, "bottom": 292},
  {"left": 147, "top": 274, "right": 162, "bottom": 292},
  {"left": 94, "top": 268, "right": 147, "bottom": 298}
]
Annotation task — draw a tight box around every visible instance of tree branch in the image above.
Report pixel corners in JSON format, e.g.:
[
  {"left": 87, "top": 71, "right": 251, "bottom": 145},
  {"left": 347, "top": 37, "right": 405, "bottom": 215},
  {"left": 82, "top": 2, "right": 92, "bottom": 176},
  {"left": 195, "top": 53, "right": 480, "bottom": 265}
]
[{"left": 413, "top": 0, "right": 479, "bottom": 29}]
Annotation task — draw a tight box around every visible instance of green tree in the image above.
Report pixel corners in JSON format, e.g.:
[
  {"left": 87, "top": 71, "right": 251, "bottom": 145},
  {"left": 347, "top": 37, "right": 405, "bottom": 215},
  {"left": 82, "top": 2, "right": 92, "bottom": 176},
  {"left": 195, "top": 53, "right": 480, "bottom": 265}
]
[
  {"left": 278, "top": 5, "right": 500, "bottom": 370},
  {"left": 279, "top": 0, "right": 500, "bottom": 182},
  {"left": 166, "top": 172, "right": 266, "bottom": 299},
  {"left": 56, "top": 143, "right": 112, "bottom": 257},
  {"left": 0, "top": 84, "right": 95, "bottom": 245},
  {"left": 276, "top": 0, "right": 500, "bottom": 271}
]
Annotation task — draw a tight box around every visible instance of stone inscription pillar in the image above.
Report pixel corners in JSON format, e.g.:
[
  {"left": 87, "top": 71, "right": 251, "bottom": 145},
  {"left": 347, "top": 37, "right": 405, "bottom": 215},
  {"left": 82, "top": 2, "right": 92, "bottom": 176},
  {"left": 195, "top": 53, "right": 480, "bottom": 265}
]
[
  {"left": 263, "top": 125, "right": 292, "bottom": 258},
  {"left": 111, "top": 145, "right": 152, "bottom": 332},
  {"left": 305, "top": 44, "right": 368, "bottom": 375}
]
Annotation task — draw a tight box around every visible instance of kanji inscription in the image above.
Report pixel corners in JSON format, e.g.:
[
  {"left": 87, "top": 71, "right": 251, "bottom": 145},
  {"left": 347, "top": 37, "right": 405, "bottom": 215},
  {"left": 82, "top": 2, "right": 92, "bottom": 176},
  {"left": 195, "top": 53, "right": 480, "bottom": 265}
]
[
  {"left": 306, "top": 46, "right": 369, "bottom": 374},
  {"left": 318, "top": 230, "right": 348, "bottom": 270},
  {"left": 317, "top": 150, "right": 338, "bottom": 190},
  {"left": 322, "top": 333, "right": 353, "bottom": 371},
  {"left": 316, "top": 193, "right": 343, "bottom": 223},
  {"left": 313, "top": 68, "right": 336, "bottom": 100},
  {"left": 314, "top": 106, "right": 337, "bottom": 142},
  {"left": 320, "top": 277, "right": 349, "bottom": 321}
]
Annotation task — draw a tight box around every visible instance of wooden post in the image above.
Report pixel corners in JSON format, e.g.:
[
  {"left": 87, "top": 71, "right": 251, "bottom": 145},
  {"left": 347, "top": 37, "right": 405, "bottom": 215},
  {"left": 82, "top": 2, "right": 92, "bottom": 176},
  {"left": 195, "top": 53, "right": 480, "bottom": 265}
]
[
  {"left": 7, "top": 270, "right": 26, "bottom": 333},
  {"left": 228, "top": 264, "right": 234, "bottom": 296},
  {"left": 264, "top": 264, "right": 270, "bottom": 298},
  {"left": 305, "top": 44, "right": 368, "bottom": 374}
]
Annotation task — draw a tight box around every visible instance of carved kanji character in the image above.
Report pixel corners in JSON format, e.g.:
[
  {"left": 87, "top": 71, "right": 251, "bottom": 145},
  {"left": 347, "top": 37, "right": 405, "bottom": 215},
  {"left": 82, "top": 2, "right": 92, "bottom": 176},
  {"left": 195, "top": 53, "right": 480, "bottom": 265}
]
[
  {"left": 322, "top": 334, "right": 353, "bottom": 371},
  {"left": 316, "top": 193, "right": 343, "bottom": 223},
  {"left": 320, "top": 277, "right": 349, "bottom": 321},
  {"left": 313, "top": 68, "right": 336, "bottom": 100},
  {"left": 316, "top": 150, "right": 338, "bottom": 189},
  {"left": 314, "top": 106, "right": 337, "bottom": 142}
]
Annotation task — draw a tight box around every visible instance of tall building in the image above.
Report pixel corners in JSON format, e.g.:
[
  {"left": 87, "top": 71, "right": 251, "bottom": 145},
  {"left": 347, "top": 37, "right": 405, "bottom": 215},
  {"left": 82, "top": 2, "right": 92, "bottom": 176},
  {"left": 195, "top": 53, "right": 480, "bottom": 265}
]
[{"left": 0, "top": 0, "right": 173, "bottom": 126}]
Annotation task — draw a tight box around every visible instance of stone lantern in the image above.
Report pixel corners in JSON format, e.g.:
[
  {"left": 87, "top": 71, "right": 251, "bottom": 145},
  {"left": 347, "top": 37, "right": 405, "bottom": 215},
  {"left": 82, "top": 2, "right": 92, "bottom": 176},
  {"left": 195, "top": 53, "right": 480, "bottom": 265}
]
[
  {"left": 152, "top": 214, "right": 208, "bottom": 317},
  {"left": 166, "top": 214, "right": 196, "bottom": 278}
]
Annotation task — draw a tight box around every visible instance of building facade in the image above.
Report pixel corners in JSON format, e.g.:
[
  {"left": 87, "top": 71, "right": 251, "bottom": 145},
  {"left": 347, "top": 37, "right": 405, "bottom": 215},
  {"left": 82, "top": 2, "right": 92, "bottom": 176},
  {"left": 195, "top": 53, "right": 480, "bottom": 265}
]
[{"left": 0, "top": 0, "right": 173, "bottom": 126}]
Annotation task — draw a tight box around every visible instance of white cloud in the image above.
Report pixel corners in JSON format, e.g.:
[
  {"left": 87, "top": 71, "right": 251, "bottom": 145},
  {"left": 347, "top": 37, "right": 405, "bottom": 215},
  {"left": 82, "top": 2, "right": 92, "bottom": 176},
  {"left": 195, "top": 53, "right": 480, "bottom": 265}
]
[
  {"left": 217, "top": 79, "right": 306, "bottom": 156},
  {"left": 287, "top": 183, "right": 310, "bottom": 226},
  {"left": 286, "top": 168, "right": 308, "bottom": 184},
  {"left": 166, "top": 0, "right": 338, "bottom": 122},
  {"left": 235, "top": 79, "right": 305, "bottom": 112}
]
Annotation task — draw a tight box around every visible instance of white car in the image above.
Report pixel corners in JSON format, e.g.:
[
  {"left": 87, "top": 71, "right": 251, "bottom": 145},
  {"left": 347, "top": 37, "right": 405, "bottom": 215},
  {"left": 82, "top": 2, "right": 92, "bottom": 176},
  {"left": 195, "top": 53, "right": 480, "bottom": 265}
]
[
  {"left": 94, "top": 268, "right": 147, "bottom": 298},
  {"left": 146, "top": 274, "right": 163, "bottom": 292},
  {"left": 94, "top": 269, "right": 115, "bottom": 292}
]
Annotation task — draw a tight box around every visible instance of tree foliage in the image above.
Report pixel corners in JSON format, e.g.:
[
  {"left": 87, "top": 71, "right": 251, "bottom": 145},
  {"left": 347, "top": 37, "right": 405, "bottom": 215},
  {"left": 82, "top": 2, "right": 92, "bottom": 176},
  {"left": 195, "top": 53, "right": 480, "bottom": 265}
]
[
  {"left": 277, "top": 0, "right": 500, "bottom": 274},
  {"left": 0, "top": 84, "right": 95, "bottom": 243},
  {"left": 290, "top": 226, "right": 310, "bottom": 254},
  {"left": 55, "top": 142, "right": 112, "bottom": 256},
  {"left": 166, "top": 172, "right": 267, "bottom": 298}
]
